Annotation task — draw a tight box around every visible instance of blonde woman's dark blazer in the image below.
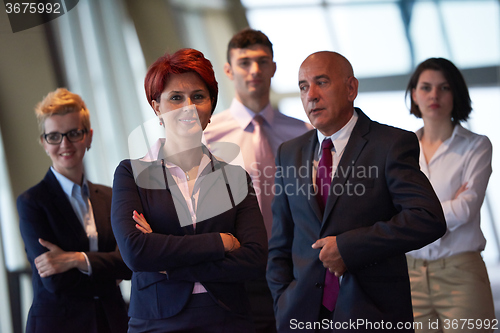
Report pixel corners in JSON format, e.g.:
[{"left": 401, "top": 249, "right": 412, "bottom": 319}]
[{"left": 18, "top": 169, "right": 131, "bottom": 333}]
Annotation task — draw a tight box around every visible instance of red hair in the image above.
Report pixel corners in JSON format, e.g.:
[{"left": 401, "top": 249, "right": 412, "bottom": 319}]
[{"left": 144, "top": 48, "right": 218, "bottom": 114}]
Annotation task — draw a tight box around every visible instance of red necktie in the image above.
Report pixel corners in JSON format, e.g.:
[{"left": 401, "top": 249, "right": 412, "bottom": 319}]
[
  {"left": 316, "top": 139, "right": 333, "bottom": 211},
  {"left": 316, "top": 138, "right": 340, "bottom": 312}
]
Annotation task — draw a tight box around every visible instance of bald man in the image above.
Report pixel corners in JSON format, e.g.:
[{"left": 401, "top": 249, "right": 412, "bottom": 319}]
[{"left": 266, "top": 51, "right": 446, "bottom": 332}]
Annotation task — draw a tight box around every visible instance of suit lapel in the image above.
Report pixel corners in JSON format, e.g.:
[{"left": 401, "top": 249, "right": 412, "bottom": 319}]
[
  {"left": 322, "top": 109, "right": 370, "bottom": 226},
  {"left": 43, "top": 170, "right": 89, "bottom": 250},
  {"left": 301, "top": 132, "right": 323, "bottom": 222},
  {"left": 88, "top": 182, "right": 109, "bottom": 250},
  {"left": 159, "top": 162, "right": 195, "bottom": 235},
  {"left": 196, "top": 158, "right": 225, "bottom": 210}
]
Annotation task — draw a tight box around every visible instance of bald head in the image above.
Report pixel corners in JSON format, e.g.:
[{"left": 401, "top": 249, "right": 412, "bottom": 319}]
[
  {"left": 298, "top": 51, "right": 358, "bottom": 136},
  {"left": 301, "top": 51, "right": 354, "bottom": 78}
]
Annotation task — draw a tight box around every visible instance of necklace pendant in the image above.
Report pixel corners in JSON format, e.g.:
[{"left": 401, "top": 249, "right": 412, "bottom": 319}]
[{"left": 185, "top": 172, "right": 190, "bottom": 181}]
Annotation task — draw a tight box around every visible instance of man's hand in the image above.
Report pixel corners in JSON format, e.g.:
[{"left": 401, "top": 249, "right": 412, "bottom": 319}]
[
  {"left": 312, "top": 236, "right": 347, "bottom": 277},
  {"left": 35, "top": 239, "right": 86, "bottom": 277}
]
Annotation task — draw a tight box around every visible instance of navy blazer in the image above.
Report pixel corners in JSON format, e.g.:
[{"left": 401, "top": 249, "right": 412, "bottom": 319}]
[
  {"left": 111, "top": 152, "right": 268, "bottom": 320},
  {"left": 267, "top": 109, "right": 446, "bottom": 332},
  {"left": 17, "top": 169, "right": 131, "bottom": 333}
]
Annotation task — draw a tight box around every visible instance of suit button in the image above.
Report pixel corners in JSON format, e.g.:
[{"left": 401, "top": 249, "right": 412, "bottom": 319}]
[{"left": 315, "top": 283, "right": 324, "bottom": 289}]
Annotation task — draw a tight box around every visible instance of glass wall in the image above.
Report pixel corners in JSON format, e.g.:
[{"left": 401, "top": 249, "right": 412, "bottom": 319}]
[{"left": 241, "top": 0, "right": 500, "bottom": 261}]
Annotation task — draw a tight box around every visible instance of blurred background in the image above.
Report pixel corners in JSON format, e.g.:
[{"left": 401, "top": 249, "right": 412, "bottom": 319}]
[{"left": 0, "top": 0, "right": 499, "bottom": 332}]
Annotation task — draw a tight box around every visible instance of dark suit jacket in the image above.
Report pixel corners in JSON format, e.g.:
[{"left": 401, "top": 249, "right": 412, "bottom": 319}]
[
  {"left": 111, "top": 152, "right": 268, "bottom": 320},
  {"left": 17, "top": 169, "right": 131, "bottom": 333},
  {"left": 267, "top": 109, "right": 446, "bottom": 332}
]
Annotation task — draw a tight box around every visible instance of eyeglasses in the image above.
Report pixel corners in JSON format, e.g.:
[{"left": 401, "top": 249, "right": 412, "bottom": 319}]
[{"left": 43, "top": 129, "right": 87, "bottom": 145}]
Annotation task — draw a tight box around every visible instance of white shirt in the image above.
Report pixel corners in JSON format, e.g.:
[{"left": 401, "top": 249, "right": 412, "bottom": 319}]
[
  {"left": 408, "top": 124, "right": 492, "bottom": 260},
  {"left": 204, "top": 98, "right": 312, "bottom": 238},
  {"left": 51, "top": 167, "right": 96, "bottom": 274},
  {"left": 312, "top": 110, "right": 358, "bottom": 287},
  {"left": 313, "top": 110, "right": 359, "bottom": 183}
]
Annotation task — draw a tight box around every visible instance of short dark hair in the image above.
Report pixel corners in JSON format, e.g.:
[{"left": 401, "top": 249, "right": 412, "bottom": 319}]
[
  {"left": 226, "top": 28, "right": 273, "bottom": 63},
  {"left": 144, "top": 48, "right": 218, "bottom": 114},
  {"left": 405, "top": 57, "right": 471, "bottom": 124}
]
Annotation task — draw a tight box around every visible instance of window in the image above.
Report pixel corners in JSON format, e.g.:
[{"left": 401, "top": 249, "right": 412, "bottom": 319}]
[{"left": 242, "top": 0, "right": 500, "bottom": 262}]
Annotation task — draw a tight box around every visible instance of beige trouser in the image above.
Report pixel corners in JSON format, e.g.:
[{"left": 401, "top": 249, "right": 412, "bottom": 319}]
[{"left": 407, "top": 252, "right": 496, "bottom": 333}]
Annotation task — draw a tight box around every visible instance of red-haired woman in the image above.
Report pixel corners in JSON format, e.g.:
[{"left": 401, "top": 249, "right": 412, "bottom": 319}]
[{"left": 111, "top": 48, "right": 267, "bottom": 332}]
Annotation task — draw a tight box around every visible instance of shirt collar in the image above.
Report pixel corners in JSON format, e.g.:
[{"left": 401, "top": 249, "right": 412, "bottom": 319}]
[
  {"left": 316, "top": 109, "right": 358, "bottom": 156},
  {"left": 141, "top": 138, "right": 212, "bottom": 160},
  {"left": 140, "top": 138, "right": 165, "bottom": 162},
  {"left": 51, "top": 167, "right": 89, "bottom": 198},
  {"left": 452, "top": 123, "right": 473, "bottom": 141},
  {"left": 163, "top": 150, "right": 212, "bottom": 179},
  {"left": 416, "top": 123, "right": 472, "bottom": 143},
  {"left": 140, "top": 138, "right": 215, "bottom": 175},
  {"left": 229, "top": 98, "right": 275, "bottom": 130}
]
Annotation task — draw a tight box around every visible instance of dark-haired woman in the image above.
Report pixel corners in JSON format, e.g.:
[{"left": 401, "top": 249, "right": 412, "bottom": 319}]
[
  {"left": 405, "top": 58, "right": 495, "bottom": 332},
  {"left": 111, "top": 48, "right": 267, "bottom": 332}
]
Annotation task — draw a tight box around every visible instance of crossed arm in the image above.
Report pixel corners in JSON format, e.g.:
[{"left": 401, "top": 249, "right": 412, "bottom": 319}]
[
  {"left": 132, "top": 210, "right": 241, "bottom": 252},
  {"left": 34, "top": 239, "right": 88, "bottom": 278}
]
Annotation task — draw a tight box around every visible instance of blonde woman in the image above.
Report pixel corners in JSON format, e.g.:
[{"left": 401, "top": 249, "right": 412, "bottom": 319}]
[{"left": 17, "top": 88, "right": 131, "bottom": 333}]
